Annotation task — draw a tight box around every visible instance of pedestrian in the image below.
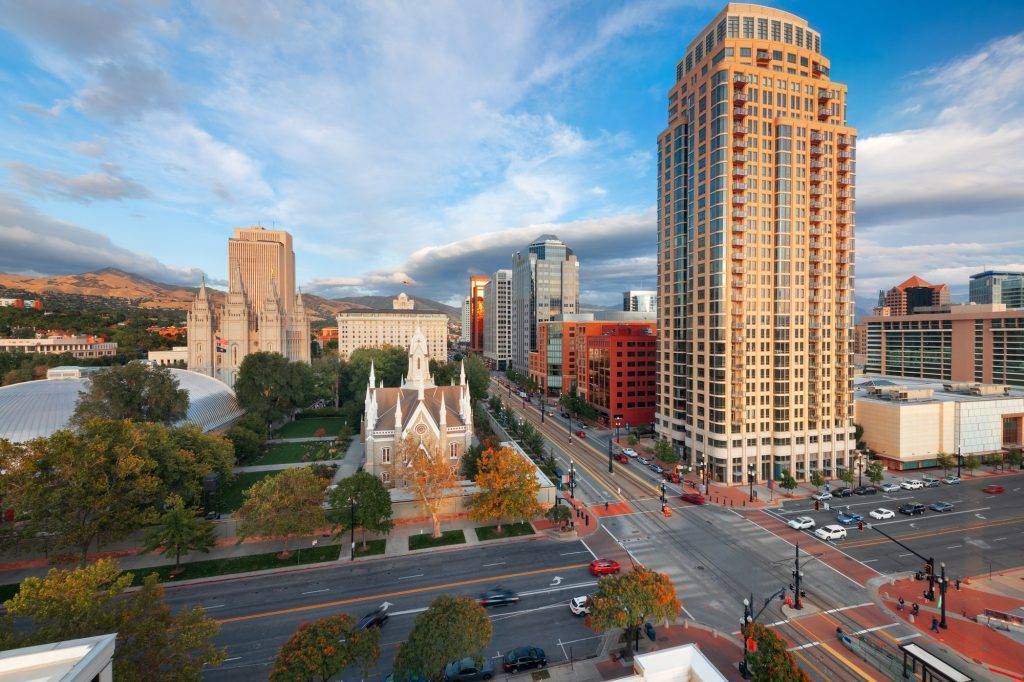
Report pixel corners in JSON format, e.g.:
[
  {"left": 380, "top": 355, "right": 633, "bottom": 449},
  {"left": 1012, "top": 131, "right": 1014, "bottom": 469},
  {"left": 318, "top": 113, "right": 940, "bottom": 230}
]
[
  {"left": 930, "top": 617, "right": 940, "bottom": 633},
  {"left": 911, "top": 603, "right": 920, "bottom": 617},
  {"left": 897, "top": 597, "right": 905, "bottom": 611},
  {"left": 955, "top": 578, "right": 961, "bottom": 591},
  {"left": 605, "top": 501, "right": 609, "bottom": 510}
]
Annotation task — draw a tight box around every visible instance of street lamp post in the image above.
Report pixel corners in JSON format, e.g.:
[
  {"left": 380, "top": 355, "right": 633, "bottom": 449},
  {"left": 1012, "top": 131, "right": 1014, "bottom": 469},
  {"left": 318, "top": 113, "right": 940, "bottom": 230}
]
[
  {"left": 939, "top": 562, "right": 949, "bottom": 629},
  {"left": 956, "top": 446, "right": 962, "bottom": 478},
  {"left": 349, "top": 497, "right": 356, "bottom": 561},
  {"left": 857, "top": 452, "right": 864, "bottom": 488},
  {"left": 748, "top": 463, "right": 755, "bottom": 502},
  {"left": 569, "top": 460, "right": 576, "bottom": 497},
  {"left": 608, "top": 437, "right": 614, "bottom": 474}
]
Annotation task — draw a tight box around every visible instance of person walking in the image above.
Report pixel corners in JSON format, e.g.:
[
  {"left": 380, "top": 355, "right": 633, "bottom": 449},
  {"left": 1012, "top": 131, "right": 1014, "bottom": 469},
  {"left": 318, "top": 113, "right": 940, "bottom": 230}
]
[
  {"left": 955, "top": 577, "right": 961, "bottom": 591},
  {"left": 897, "top": 597, "right": 905, "bottom": 612},
  {"left": 930, "top": 617, "right": 940, "bottom": 633},
  {"left": 911, "top": 602, "right": 920, "bottom": 617}
]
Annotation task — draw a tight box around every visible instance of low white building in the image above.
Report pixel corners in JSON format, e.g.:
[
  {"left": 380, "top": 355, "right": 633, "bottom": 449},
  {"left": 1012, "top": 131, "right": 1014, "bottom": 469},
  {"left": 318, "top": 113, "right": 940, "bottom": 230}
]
[
  {"left": 147, "top": 346, "right": 188, "bottom": 366},
  {"left": 613, "top": 644, "right": 727, "bottom": 682},
  {"left": 0, "top": 633, "right": 115, "bottom": 682},
  {"left": 0, "top": 335, "right": 116, "bottom": 359}
]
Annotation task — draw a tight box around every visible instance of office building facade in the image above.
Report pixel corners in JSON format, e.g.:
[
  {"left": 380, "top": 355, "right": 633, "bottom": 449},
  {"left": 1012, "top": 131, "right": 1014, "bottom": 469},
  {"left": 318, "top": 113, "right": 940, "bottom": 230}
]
[
  {"left": 875, "top": 275, "right": 949, "bottom": 316},
  {"left": 586, "top": 323, "right": 658, "bottom": 428},
  {"left": 483, "top": 269, "right": 512, "bottom": 370},
  {"left": 624, "top": 290, "right": 657, "bottom": 313},
  {"left": 656, "top": 4, "right": 857, "bottom": 484},
  {"left": 469, "top": 275, "right": 488, "bottom": 352},
  {"left": 970, "top": 271, "right": 1024, "bottom": 309},
  {"left": 460, "top": 297, "right": 471, "bottom": 344},
  {"left": 510, "top": 234, "right": 580, "bottom": 373}
]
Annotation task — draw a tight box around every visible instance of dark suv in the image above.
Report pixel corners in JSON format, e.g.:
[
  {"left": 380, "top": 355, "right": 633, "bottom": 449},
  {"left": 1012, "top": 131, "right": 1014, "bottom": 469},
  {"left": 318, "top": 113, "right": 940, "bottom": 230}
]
[
  {"left": 503, "top": 646, "right": 547, "bottom": 673},
  {"left": 832, "top": 487, "right": 853, "bottom": 498},
  {"left": 444, "top": 656, "right": 495, "bottom": 681},
  {"left": 898, "top": 503, "right": 926, "bottom": 516},
  {"left": 852, "top": 485, "right": 878, "bottom": 495}
]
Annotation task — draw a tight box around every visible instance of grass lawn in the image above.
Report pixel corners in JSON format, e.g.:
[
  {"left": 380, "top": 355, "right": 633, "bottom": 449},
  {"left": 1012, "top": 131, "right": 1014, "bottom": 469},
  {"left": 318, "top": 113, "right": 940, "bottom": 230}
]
[
  {"left": 221, "top": 471, "right": 276, "bottom": 512},
  {"left": 408, "top": 529, "right": 465, "bottom": 551},
  {"left": 252, "top": 442, "right": 312, "bottom": 465},
  {"left": 475, "top": 522, "right": 535, "bottom": 541},
  {"left": 353, "top": 539, "right": 386, "bottom": 558},
  {"left": 273, "top": 417, "right": 346, "bottom": 439},
  {"left": 132, "top": 543, "right": 342, "bottom": 584}
]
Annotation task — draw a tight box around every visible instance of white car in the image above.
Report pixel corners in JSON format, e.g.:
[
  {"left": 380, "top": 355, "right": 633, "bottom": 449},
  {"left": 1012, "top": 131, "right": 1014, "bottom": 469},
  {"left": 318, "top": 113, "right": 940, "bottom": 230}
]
[
  {"left": 942, "top": 476, "right": 961, "bottom": 485},
  {"left": 569, "top": 595, "right": 590, "bottom": 616},
  {"left": 812, "top": 491, "right": 832, "bottom": 501},
  {"left": 787, "top": 516, "right": 816, "bottom": 530},
  {"left": 622, "top": 448, "right": 638, "bottom": 458},
  {"left": 814, "top": 524, "right": 848, "bottom": 541},
  {"left": 869, "top": 508, "right": 895, "bottom": 520},
  {"left": 900, "top": 479, "right": 924, "bottom": 490},
  {"left": 880, "top": 482, "right": 900, "bottom": 492}
]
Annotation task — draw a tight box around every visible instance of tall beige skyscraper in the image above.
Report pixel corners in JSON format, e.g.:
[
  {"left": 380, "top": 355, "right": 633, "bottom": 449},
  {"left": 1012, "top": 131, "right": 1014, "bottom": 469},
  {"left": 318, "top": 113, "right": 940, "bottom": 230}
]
[
  {"left": 656, "top": 4, "right": 856, "bottom": 486},
  {"left": 188, "top": 227, "right": 311, "bottom": 387}
]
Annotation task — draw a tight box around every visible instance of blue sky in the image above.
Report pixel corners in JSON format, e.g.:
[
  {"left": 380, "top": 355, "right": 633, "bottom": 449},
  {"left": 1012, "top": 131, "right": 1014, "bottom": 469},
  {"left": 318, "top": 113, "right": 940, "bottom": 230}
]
[{"left": 1, "top": 1, "right": 1023, "bottom": 308}]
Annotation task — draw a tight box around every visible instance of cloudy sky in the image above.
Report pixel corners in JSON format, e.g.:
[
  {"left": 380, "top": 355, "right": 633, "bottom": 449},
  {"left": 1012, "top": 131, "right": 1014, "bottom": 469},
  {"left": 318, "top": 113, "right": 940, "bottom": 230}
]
[{"left": 1, "top": 1, "right": 1023, "bottom": 308}]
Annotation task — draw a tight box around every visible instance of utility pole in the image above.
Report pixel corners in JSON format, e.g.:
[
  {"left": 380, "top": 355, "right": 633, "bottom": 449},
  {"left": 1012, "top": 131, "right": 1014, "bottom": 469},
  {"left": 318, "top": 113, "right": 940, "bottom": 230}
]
[
  {"left": 748, "top": 463, "right": 755, "bottom": 502},
  {"left": 939, "top": 562, "right": 948, "bottom": 628},
  {"left": 872, "top": 526, "right": 936, "bottom": 600},
  {"left": 608, "top": 437, "right": 614, "bottom": 473},
  {"left": 793, "top": 543, "right": 803, "bottom": 610}
]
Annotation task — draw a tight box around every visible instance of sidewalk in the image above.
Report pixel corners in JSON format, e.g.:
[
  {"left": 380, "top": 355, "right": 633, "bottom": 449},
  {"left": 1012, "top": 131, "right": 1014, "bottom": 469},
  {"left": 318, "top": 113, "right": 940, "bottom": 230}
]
[
  {"left": 234, "top": 460, "right": 343, "bottom": 473},
  {"left": 266, "top": 436, "right": 337, "bottom": 444}
]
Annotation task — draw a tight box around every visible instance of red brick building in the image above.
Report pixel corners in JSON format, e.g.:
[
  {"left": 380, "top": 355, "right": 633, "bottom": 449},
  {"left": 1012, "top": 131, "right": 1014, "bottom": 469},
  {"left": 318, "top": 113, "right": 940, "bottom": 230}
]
[{"left": 584, "top": 324, "right": 657, "bottom": 428}]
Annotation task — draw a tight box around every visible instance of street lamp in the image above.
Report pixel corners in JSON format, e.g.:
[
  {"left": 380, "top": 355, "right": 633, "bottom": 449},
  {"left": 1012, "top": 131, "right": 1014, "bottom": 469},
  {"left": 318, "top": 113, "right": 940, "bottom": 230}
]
[
  {"left": 956, "top": 446, "right": 962, "bottom": 478},
  {"left": 349, "top": 497, "right": 357, "bottom": 561},
  {"left": 856, "top": 451, "right": 864, "bottom": 488},
  {"left": 569, "top": 459, "right": 576, "bottom": 497},
  {"left": 748, "top": 463, "right": 755, "bottom": 502},
  {"left": 607, "top": 437, "right": 614, "bottom": 474}
]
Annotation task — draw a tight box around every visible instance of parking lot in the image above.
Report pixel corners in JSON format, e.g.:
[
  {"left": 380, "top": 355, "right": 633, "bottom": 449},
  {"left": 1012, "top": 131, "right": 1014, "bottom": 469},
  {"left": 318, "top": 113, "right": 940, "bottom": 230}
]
[{"left": 764, "top": 473, "right": 1024, "bottom": 580}]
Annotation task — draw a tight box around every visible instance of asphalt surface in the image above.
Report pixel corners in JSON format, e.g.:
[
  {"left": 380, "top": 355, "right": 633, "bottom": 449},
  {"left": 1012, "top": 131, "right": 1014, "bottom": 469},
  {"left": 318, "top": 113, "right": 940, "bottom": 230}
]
[
  {"left": 765, "top": 475, "right": 1024, "bottom": 580},
  {"left": 167, "top": 539, "right": 601, "bottom": 680}
]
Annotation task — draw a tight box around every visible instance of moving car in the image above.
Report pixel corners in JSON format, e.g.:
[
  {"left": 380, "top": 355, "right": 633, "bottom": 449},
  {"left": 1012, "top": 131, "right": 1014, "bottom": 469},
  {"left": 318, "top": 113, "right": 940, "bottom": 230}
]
[
  {"left": 478, "top": 587, "right": 520, "bottom": 607},
  {"left": 900, "top": 479, "right": 924, "bottom": 490},
  {"left": 983, "top": 484, "right": 1006, "bottom": 494},
  {"left": 680, "top": 492, "right": 706, "bottom": 505},
  {"left": 589, "top": 559, "right": 621, "bottom": 576},
  {"left": 922, "top": 476, "right": 940, "bottom": 488},
  {"left": 853, "top": 485, "right": 878, "bottom": 495},
  {"left": 869, "top": 508, "right": 895, "bottom": 520},
  {"left": 503, "top": 647, "right": 547, "bottom": 673},
  {"left": 898, "top": 503, "right": 926, "bottom": 515},
  {"left": 356, "top": 605, "right": 389, "bottom": 629},
  {"left": 929, "top": 501, "right": 954, "bottom": 512},
  {"left": 787, "top": 516, "right": 815, "bottom": 530},
  {"left": 812, "top": 491, "right": 832, "bottom": 501},
  {"left": 444, "top": 657, "right": 495, "bottom": 681},
  {"left": 569, "top": 595, "right": 590, "bottom": 616},
  {"left": 942, "top": 476, "right": 961, "bottom": 485},
  {"left": 614, "top": 453, "right": 629, "bottom": 464},
  {"left": 814, "top": 524, "right": 847, "bottom": 541},
  {"left": 832, "top": 487, "right": 853, "bottom": 498},
  {"left": 622, "top": 448, "right": 638, "bottom": 458},
  {"left": 880, "top": 482, "right": 901, "bottom": 492},
  {"left": 836, "top": 511, "right": 864, "bottom": 526},
  {"left": 575, "top": 430, "right": 586, "bottom": 439}
]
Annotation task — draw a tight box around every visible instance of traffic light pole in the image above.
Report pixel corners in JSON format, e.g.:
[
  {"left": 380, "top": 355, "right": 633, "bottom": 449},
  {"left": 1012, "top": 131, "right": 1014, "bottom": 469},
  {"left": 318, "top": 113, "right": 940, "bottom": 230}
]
[
  {"left": 871, "top": 526, "right": 935, "bottom": 600},
  {"left": 939, "top": 562, "right": 948, "bottom": 629},
  {"left": 793, "top": 543, "right": 803, "bottom": 610},
  {"left": 607, "top": 437, "right": 614, "bottom": 473}
]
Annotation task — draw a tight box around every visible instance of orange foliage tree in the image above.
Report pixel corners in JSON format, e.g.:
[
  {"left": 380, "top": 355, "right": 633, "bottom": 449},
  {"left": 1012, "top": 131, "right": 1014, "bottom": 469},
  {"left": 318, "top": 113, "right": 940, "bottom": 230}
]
[
  {"left": 271, "top": 613, "right": 379, "bottom": 681},
  {"left": 396, "top": 435, "right": 458, "bottom": 538},
  {"left": 587, "top": 567, "right": 680, "bottom": 652},
  {"left": 469, "top": 446, "right": 542, "bottom": 533}
]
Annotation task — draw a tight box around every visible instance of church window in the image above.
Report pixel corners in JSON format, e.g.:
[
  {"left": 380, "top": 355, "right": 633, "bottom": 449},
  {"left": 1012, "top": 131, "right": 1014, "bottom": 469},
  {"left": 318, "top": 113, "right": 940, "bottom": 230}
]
[
  {"left": 449, "top": 443, "right": 459, "bottom": 459},
  {"left": 381, "top": 471, "right": 391, "bottom": 484},
  {"left": 381, "top": 447, "right": 391, "bottom": 463}
]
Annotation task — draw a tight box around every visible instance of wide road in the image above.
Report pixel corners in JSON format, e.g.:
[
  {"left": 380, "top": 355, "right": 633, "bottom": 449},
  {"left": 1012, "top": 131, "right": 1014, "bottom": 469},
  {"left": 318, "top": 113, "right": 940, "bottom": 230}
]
[{"left": 166, "top": 538, "right": 602, "bottom": 680}]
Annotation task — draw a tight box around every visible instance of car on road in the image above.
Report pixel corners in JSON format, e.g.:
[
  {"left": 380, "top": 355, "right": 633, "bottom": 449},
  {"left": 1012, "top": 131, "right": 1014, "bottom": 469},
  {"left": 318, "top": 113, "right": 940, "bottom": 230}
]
[
  {"left": 614, "top": 453, "right": 629, "bottom": 464},
  {"left": 622, "top": 448, "right": 638, "bottom": 458},
  {"left": 853, "top": 485, "right": 878, "bottom": 495},
  {"left": 880, "top": 482, "right": 901, "bottom": 492},
  {"left": 569, "top": 595, "right": 590, "bottom": 616},
  {"left": 680, "top": 492, "right": 706, "bottom": 505},
  {"left": 836, "top": 511, "right": 864, "bottom": 526},
  {"left": 832, "top": 487, "right": 853, "bottom": 498},
  {"left": 590, "top": 559, "right": 621, "bottom": 576},
  {"left": 900, "top": 479, "right": 924, "bottom": 490},
  {"left": 503, "top": 647, "right": 547, "bottom": 673},
  {"left": 787, "top": 516, "right": 816, "bottom": 530},
  {"left": 575, "top": 430, "right": 586, "bottom": 439},
  {"left": 929, "top": 501, "right": 954, "bottom": 512},
  {"left": 898, "top": 503, "right": 926, "bottom": 515},
  {"left": 922, "top": 476, "right": 940, "bottom": 488},
  {"left": 518, "top": 390, "right": 528, "bottom": 399},
  {"left": 869, "top": 508, "right": 895, "bottom": 520},
  {"left": 478, "top": 587, "right": 520, "bottom": 607},
  {"left": 649, "top": 464, "right": 664, "bottom": 474},
  {"left": 983, "top": 484, "right": 1006, "bottom": 494},
  {"left": 356, "top": 606, "right": 389, "bottom": 629},
  {"left": 638, "top": 457, "right": 651, "bottom": 465},
  {"left": 812, "top": 491, "right": 832, "bottom": 501},
  {"left": 942, "top": 476, "right": 961, "bottom": 485},
  {"left": 444, "top": 657, "right": 495, "bottom": 681},
  {"left": 814, "top": 524, "right": 848, "bottom": 541}
]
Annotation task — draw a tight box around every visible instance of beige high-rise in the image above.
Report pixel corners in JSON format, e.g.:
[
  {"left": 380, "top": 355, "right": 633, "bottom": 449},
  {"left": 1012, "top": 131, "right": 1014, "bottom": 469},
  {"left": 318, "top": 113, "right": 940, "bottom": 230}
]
[{"left": 656, "top": 4, "right": 856, "bottom": 485}]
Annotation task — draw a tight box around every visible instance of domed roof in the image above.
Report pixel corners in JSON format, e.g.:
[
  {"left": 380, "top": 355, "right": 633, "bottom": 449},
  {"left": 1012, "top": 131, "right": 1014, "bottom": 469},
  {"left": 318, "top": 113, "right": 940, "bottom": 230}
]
[{"left": 0, "top": 368, "right": 244, "bottom": 443}]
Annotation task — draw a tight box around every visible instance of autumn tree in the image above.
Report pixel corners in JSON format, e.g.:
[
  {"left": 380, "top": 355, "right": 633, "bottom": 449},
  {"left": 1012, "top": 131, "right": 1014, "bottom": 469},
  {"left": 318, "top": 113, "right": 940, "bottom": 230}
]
[
  {"left": 545, "top": 504, "right": 572, "bottom": 530},
  {"left": 470, "top": 447, "right": 542, "bottom": 533},
  {"left": 72, "top": 362, "right": 188, "bottom": 426},
  {"left": 0, "top": 559, "right": 224, "bottom": 681},
  {"left": 235, "top": 467, "right": 328, "bottom": 555},
  {"left": 587, "top": 567, "right": 681, "bottom": 652},
  {"left": 741, "top": 621, "right": 810, "bottom": 681},
  {"left": 395, "top": 436, "right": 458, "bottom": 538},
  {"left": 271, "top": 614, "right": 380, "bottom": 681},
  {"left": 142, "top": 495, "right": 217, "bottom": 572},
  {"left": 327, "top": 471, "right": 394, "bottom": 550},
  {"left": 394, "top": 595, "right": 491, "bottom": 680}
]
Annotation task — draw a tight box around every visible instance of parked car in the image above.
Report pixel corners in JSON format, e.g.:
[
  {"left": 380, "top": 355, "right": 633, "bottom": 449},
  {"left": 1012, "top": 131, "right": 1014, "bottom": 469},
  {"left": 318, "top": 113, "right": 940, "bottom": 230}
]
[
  {"left": 983, "top": 484, "right": 1006, "bottom": 494},
  {"left": 812, "top": 491, "right": 833, "bottom": 501},
  {"left": 942, "top": 476, "right": 961, "bottom": 485},
  {"left": 869, "top": 508, "right": 895, "bottom": 520},
  {"left": 836, "top": 511, "right": 864, "bottom": 526},
  {"left": 575, "top": 430, "right": 586, "bottom": 439},
  {"left": 478, "top": 587, "right": 520, "bottom": 607},
  {"left": 929, "top": 501, "right": 954, "bottom": 512},
  {"left": 649, "top": 464, "right": 664, "bottom": 474},
  {"left": 922, "top": 476, "right": 940, "bottom": 488},
  {"left": 787, "top": 516, "right": 816, "bottom": 530},
  {"left": 444, "top": 657, "right": 495, "bottom": 681},
  {"left": 622, "top": 448, "right": 638, "bottom": 458},
  {"left": 853, "top": 485, "right": 878, "bottom": 495},
  {"left": 832, "top": 487, "right": 853, "bottom": 498},
  {"left": 503, "top": 647, "right": 547, "bottom": 673},
  {"left": 357, "top": 605, "right": 389, "bottom": 629},
  {"left": 589, "top": 559, "right": 621, "bottom": 576},
  {"left": 638, "top": 457, "right": 651, "bottom": 466},
  {"left": 898, "top": 503, "right": 926, "bottom": 515},
  {"left": 569, "top": 595, "right": 590, "bottom": 616},
  {"left": 614, "top": 453, "right": 629, "bottom": 464},
  {"left": 814, "top": 524, "right": 848, "bottom": 541},
  {"left": 680, "top": 492, "right": 706, "bottom": 505},
  {"left": 880, "top": 482, "right": 901, "bottom": 492},
  {"left": 900, "top": 479, "right": 924, "bottom": 490}
]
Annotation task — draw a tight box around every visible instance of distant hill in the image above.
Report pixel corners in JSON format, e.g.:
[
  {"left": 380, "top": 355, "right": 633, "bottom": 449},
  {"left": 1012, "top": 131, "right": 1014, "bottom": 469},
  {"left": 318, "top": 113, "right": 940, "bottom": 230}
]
[{"left": 335, "top": 295, "right": 460, "bottom": 321}]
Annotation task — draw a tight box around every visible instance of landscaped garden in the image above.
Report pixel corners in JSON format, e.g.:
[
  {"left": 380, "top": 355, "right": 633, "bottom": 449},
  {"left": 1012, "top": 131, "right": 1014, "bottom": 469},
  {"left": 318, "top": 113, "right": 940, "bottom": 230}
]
[
  {"left": 353, "top": 539, "right": 386, "bottom": 558},
  {"left": 221, "top": 471, "right": 277, "bottom": 512},
  {"left": 408, "top": 529, "right": 466, "bottom": 551},
  {"left": 475, "top": 522, "right": 534, "bottom": 541},
  {"left": 272, "top": 416, "right": 347, "bottom": 439},
  {"left": 133, "top": 543, "right": 343, "bottom": 584}
]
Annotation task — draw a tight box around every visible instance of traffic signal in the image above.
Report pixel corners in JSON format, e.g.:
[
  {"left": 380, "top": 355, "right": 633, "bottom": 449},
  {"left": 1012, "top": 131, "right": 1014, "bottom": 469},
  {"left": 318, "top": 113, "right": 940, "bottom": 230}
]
[
  {"left": 924, "top": 562, "right": 933, "bottom": 577},
  {"left": 857, "top": 520, "right": 864, "bottom": 531}
]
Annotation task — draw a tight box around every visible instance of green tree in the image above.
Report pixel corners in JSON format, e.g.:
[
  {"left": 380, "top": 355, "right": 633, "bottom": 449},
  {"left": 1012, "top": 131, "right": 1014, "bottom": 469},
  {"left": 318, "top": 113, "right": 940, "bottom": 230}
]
[
  {"left": 393, "top": 595, "right": 492, "bottom": 680},
  {"left": 741, "top": 621, "right": 810, "bottom": 681},
  {"left": 470, "top": 447, "right": 542, "bottom": 533},
  {"left": 311, "top": 354, "right": 344, "bottom": 408},
  {"left": 627, "top": 432, "right": 639, "bottom": 447},
  {"left": 162, "top": 424, "right": 235, "bottom": 505},
  {"left": 0, "top": 559, "right": 224, "bottom": 681},
  {"left": 327, "top": 471, "right": 394, "bottom": 550},
  {"left": 271, "top": 614, "right": 380, "bottom": 681},
  {"left": 71, "top": 363, "right": 188, "bottom": 426},
  {"left": 142, "top": 495, "right": 216, "bottom": 572},
  {"left": 225, "top": 424, "right": 263, "bottom": 463},
  {"left": 429, "top": 359, "right": 457, "bottom": 387},
  {"left": 866, "top": 460, "right": 885, "bottom": 486},
  {"left": 1006, "top": 448, "right": 1023, "bottom": 470},
  {"left": 234, "top": 352, "right": 316, "bottom": 423},
  {"left": 809, "top": 470, "right": 825, "bottom": 490},
  {"left": 518, "top": 420, "right": 545, "bottom": 457},
  {"left": 461, "top": 443, "right": 486, "bottom": 479},
  {"left": 235, "top": 468, "right": 328, "bottom": 555},
  {"left": 487, "top": 395, "right": 503, "bottom": 415},
  {"left": 779, "top": 469, "right": 798, "bottom": 495},
  {"left": 963, "top": 454, "right": 980, "bottom": 477},
  {"left": 853, "top": 422, "right": 865, "bottom": 450},
  {"left": 545, "top": 504, "right": 572, "bottom": 530},
  {"left": 935, "top": 452, "right": 955, "bottom": 476},
  {"left": 462, "top": 352, "right": 490, "bottom": 402},
  {"left": 653, "top": 439, "right": 678, "bottom": 464},
  {"left": 839, "top": 466, "right": 855, "bottom": 485},
  {"left": 587, "top": 568, "right": 681, "bottom": 652}
]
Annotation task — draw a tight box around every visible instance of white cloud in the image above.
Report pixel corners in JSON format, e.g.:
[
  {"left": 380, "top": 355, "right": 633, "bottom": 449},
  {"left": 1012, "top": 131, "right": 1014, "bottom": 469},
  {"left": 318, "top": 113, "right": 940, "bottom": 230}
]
[{"left": 5, "top": 161, "right": 149, "bottom": 203}]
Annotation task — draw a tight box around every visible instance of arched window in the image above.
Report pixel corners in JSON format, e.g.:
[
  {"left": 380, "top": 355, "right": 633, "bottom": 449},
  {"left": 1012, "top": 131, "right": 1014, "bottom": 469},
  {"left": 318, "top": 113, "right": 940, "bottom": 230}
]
[
  {"left": 381, "top": 447, "right": 391, "bottom": 464},
  {"left": 381, "top": 471, "right": 391, "bottom": 484},
  {"left": 449, "top": 443, "right": 459, "bottom": 459}
]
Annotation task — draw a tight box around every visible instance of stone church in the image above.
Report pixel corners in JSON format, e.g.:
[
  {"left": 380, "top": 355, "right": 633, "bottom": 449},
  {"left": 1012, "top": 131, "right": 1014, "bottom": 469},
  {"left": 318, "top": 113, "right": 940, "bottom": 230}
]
[{"left": 362, "top": 327, "right": 474, "bottom": 488}]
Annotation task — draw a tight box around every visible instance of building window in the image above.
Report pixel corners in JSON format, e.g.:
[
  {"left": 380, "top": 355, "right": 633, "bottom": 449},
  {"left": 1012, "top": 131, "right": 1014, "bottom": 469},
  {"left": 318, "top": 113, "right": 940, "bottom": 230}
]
[
  {"left": 381, "top": 447, "right": 391, "bottom": 464},
  {"left": 381, "top": 471, "right": 391, "bottom": 484},
  {"left": 449, "top": 443, "right": 459, "bottom": 459}
]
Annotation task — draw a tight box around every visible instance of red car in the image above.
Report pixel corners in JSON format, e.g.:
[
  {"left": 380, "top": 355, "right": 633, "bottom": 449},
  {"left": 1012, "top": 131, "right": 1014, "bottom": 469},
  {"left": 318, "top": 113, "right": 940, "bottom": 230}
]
[
  {"left": 680, "top": 492, "right": 706, "bottom": 505},
  {"left": 589, "top": 559, "right": 621, "bottom": 576},
  {"left": 575, "top": 430, "right": 586, "bottom": 439},
  {"left": 614, "top": 453, "right": 629, "bottom": 464},
  {"left": 983, "top": 484, "right": 1005, "bottom": 494}
]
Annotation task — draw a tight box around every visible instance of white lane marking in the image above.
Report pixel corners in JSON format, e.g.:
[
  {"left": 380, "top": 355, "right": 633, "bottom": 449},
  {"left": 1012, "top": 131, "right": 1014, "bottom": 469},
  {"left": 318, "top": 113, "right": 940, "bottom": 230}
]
[
  {"left": 301, "top": 588, "right": 329, "bottom": 595},
  {"left": 204, "top": 604, "right": 226, "bottom": 609},
  {"left": 560, "top": 550, "right": 590, "bottom": 556},
  {"left": 681, "top": 605, "right": 696, "bottom": 620},
  {"left": 483, "top": 562, "right": 506, "bottom": 567},
  {"left": 994, "top": 537, "right": 1008, "bottom": 541},
  {"left": 947, "top": 545, "right": 962, "bottom": 549},
  {"left": 578, "top": 537, "right": 599, "bottom": 560},
  {"left": 788, "top": 622, "right": 900, "bottom": 651},
  {"left": 398, "top": 573, "right": 424, "bottom": 580},
  {"left": 868, "top": 507, "right": 991, "bottom": 527},
  {"left": 789, "top": 641, "right": 821, "bottom": 651},
  {"left": 224, "top": 656, "right": 243, "bottom": 662},
  {"left": 898, "top": 553, "right": 913, "bottom": 558},
  {"left": 860, "top": 558, "right": 878, "bottom": 564},
  {"left": 824, "top": 602, "right": 873, "bottom": 615},
  {"left": 601, "top": 525, "right": 642, "bottom": 566},
  {"left": 519, "top": 580, "right": 597, "bottom": 597},
  {"left": 775, "top": 495, "right": 915, "bottom": 514},
  {"left": 389, "top": 607, "right": 428, "bottom": 617},
  {"left": 896, "top": 632, "right": 922, "bottom": 641},
  {"left": 489, "top": 602, "right": 565, "bottom": 621}
]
